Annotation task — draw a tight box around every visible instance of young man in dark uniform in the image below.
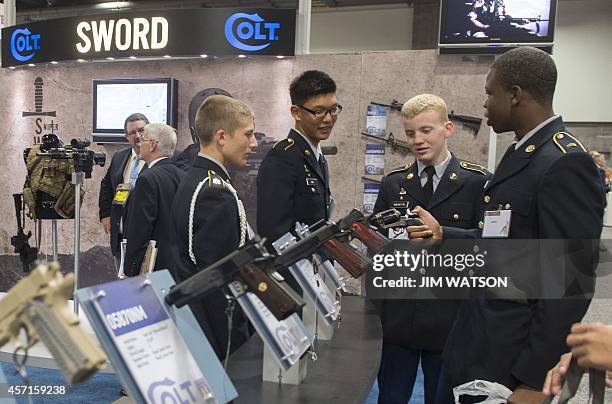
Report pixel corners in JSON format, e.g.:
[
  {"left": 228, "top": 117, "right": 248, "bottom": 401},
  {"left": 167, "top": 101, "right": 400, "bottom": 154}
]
[
  {"left": 257, "top": 71, "right": 340, "bottom": 290},
  {"left": 374, "top": 94, "right": 489, "bottom": 404},
  {"left": 172, "top": 95, "right": 257, "bottom": 359},
  {"left": 409, "top": 47, "right": 604, "bottom": 403}
]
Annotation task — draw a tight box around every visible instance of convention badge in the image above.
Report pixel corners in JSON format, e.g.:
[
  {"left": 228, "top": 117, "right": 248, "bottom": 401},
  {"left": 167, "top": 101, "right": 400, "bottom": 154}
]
[
  {"left": 112, "top": 183, "right": 132, "bottom": 206},
  {"left": 482, "top": 209, "right": 511, "bottom": 238}
]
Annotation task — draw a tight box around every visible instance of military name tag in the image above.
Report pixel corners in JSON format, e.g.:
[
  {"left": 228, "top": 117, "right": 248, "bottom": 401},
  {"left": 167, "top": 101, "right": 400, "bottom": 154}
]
[
  {"left": 482, "top": 209, "right": 511, "bottom": 238},
  {"left": 392, "top": 201, "right": 408, "bottom": 209},
  {"left": 306, "top": 178, "right": 318, "bottom": 186},
  {"left": 112, "top": 183, "right": 132, "bottom": 206}
]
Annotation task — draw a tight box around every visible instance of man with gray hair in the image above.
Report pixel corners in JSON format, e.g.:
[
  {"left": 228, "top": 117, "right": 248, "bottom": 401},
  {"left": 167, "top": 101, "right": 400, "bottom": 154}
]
[{"left": 124, "top": 123, "right": 185, "bottom": 276}]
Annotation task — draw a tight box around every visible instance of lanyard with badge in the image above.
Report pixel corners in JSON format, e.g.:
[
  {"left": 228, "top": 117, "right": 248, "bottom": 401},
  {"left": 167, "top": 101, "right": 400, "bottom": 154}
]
[{"left": 113, "top": 156, "right": 141, "bottom": 206}]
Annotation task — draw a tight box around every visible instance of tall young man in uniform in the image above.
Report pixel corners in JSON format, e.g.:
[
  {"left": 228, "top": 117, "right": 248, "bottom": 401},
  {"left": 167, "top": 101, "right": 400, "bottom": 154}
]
[
  {"left": 99, "top": 113, "right": 148, "bottom": 270},
  {"left": 123, "top": 123, "right": 184, "bottom": 276},
  {"left": 374, "top": 94, "right": 489, "bottom": 404},
  {"left": 257, "top": 70, "right": 340, "bottom": 249},
  {"left": 172, "top": 95, "right": 256, "bottom": 359},
  {"left": 409, "top": 47, "right": 604, "bottom": 403}
]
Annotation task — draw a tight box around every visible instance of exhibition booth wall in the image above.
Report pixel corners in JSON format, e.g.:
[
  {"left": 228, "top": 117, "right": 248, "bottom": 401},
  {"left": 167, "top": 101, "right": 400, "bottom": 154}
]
[{"left": 0, "top": 49, "right": 495, "bottom": 292}]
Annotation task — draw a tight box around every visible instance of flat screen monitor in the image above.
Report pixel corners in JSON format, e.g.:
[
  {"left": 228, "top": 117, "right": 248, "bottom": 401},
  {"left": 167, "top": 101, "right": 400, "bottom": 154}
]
[
  {"left": 439, "top": 0, "right": 557, "bottom": 52},
  {"left": 92, "top": 78, "right": 178, "bottom": 143}
]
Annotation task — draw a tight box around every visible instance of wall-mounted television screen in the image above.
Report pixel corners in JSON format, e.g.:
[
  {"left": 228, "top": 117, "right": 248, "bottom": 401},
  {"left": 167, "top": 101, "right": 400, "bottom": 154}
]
[
  {"left": 92, "top": 78, "right": 178, "bottom": 143},
  {"left": 439, "top": 0, "right": 557, "bottom": 52}
]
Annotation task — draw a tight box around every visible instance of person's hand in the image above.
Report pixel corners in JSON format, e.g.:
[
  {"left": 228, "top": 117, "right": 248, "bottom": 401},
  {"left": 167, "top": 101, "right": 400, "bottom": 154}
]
[
  {"left": 567, "top": 322, "right": 612, "bottom": 370},
  {"left": 542, "top": 352, "right": 572, "bottom": 396},
  {"left": 101, "top": 216, "right": 111, "bottom": 234},
  {"left": 406, "top": 206, "right": 443, "bottom": 240},
  {"left": 508, "top": 384, "right": 547, "bottom": 403}
]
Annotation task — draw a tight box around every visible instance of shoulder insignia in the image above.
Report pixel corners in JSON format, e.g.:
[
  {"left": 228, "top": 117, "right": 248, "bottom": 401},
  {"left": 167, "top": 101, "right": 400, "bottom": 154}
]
[
  {"left": 552, "top": 131, "right": 587, "bottom": 154},
  {"left": 207, "top": 170, "right": 226, "bottom": 188},
  {"left": 459, "top": 161, "right": 488, "bottom": 175},
  {"left": 273, "top": 137, "right": 295, "bottom": 151},
  {"left": 386, "top": 163, "right": 412, "bottom": 176}
]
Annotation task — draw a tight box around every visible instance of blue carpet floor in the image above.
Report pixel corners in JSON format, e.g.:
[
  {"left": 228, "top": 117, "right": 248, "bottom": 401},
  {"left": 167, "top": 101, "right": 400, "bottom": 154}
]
[{"left": 0, "top": 362, "right": 123, "bottom": 404}]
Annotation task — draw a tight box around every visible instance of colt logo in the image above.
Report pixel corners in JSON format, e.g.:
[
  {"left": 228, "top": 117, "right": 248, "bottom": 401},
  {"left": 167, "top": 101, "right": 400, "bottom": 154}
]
[{"left": 224, "top": 13, "right": 280, "bottom": 52}]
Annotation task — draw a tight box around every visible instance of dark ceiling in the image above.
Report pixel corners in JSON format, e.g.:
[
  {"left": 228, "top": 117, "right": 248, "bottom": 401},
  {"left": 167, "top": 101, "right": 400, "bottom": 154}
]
[{"left": 16, "top": 0, "right": 421, "bottom": 11}]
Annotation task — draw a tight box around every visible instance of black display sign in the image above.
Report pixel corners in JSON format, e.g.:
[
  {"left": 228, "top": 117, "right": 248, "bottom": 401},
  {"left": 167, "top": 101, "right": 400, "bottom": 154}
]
[{"left": 1, "top": 8, "right": 296, "bottom": 67}]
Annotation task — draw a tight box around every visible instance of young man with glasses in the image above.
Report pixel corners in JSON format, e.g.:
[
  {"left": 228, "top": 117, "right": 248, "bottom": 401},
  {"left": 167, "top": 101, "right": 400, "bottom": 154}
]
[
  {"left": 99, "top": 112, "right": 148, "bottom": 270},
  {"left": 257, "top": 70, "right": 340, "bottom": 262},
  {"left": 123, "top": 123, "right": 184, "bottom": 276}
]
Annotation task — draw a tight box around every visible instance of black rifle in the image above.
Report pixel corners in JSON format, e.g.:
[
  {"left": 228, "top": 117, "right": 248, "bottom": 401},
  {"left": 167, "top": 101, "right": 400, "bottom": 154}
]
[
  {"left": 362, "top": 176, "right": 382, "bottom": 184},
  {"left": 10, "top": 194, "right": 38, "bottom": 272},
  {"left": 361, "top": 132, "right": 411, "bottom": 154},
  {"left": 372, "top": 100, "right": 482, "bottom": 136},
  {"left": 448, "top": 111, "right": 482, "bottom": 136},
  {"left": 371, "top": 100, "right": 403, "bottom": 112}
]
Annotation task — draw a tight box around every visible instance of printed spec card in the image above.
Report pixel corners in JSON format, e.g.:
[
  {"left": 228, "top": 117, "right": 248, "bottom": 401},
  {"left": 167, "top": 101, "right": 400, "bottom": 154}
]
[
  {"left": 365, "top": 143, "right": 385, "bottom": 175},
  {"left": 90, "top": 278, "right": 217, "bottom": 404}
]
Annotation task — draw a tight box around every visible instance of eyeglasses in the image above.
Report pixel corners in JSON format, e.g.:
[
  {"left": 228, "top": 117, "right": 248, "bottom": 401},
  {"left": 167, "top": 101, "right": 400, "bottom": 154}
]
[
  {"left": 127, "top": 127, "right": 145, "bottom": 136},
  {"left": 139, "top": 136, "right": 159, "bottom": 144},
  {"left": 297, "top": 104, "right": 343, "bottom": 120}
]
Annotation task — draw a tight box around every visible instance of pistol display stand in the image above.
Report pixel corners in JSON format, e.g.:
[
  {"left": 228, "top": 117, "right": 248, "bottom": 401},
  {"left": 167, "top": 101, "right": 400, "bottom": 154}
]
[
  {"left": 262, "top": 344, "right": 309, "bottom": 385},
  {"left": 51, "top": 219, "right": 58, "bottom": 261},
  {"left": 72, "top": 172, "right": 84, "bottom": 315}
]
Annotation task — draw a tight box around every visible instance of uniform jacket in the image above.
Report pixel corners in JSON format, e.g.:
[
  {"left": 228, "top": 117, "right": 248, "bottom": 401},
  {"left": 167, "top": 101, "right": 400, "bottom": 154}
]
[
  {"left": 373, "top": 155, "right": 490, "bottom": 350},
  {"left": 123, "top": 158, "right": 185, "bottom": 277},
  {"left": 99, "top": 147, "right": 146, "bottom": 257},
  {"left": 443, "top": 117, "right": 604, "bottom": 389},
  {"left": 171, "top": 155, "right": 250, "bottom": 359},
  {"left": 256, "top": 129, "right": 331, "bottom": 246}
]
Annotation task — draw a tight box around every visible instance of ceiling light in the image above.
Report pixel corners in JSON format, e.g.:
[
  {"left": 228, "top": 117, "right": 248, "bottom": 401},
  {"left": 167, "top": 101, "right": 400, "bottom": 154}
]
[
  {"left": 51, "top": 61, "right": 58, "bottom": 64},
  {"left": 200, "top": 54, "right": 208, "bottom": 58}
]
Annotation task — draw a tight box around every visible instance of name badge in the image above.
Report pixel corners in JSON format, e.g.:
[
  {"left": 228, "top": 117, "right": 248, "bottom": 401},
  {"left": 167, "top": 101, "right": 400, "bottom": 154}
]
[
  {"left": 392, "top": 201, "right": 408, "bottom": 209},
  {"left": 306, "top": 178, "right": 318, "bottom": 186},
  {"left": 112, "top": 183, "right": 132, "bottom": 206},
  {"left": 482, "top": 209, "right": 511, "bottom": 238}
]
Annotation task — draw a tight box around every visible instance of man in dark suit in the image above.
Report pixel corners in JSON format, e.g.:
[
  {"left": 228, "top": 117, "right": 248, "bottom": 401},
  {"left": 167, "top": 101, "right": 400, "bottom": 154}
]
[
  {"left": 257, "top": 70, "right": 340, "bottom": 252},
  {"left": 409, "top": 47, "right": 604, "bottom": 403},
  {"left": 99, "top": 113, "right": 148, "bottom": 270},
  {"left": 123, "top": 123, "right": 184, "bottom": 277},
  {"left": 172, "top": 95, "right": 256, "bottom": 359},
  {"left": 374, "top": 94, "right": 490, "bottom": 404}
]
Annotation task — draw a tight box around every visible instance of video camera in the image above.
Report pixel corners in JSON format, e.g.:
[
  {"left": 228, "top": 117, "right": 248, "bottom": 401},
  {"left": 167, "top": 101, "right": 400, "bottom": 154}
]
[{"left": 36, "top": 134, "right": 106, "bottom": 178}]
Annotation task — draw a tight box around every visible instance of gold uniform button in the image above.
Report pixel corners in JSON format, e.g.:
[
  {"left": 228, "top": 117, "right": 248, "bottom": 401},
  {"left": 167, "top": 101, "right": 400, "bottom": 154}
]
[
  {"left": 505, "top": 203, "right": 511, "bottom": 209},
  {"left": 453, "top": 213, "right": 459, "bottom": 220},
  {"left": 258, "top": 282, "right": 268, "bottom": 292},
  {"left": 484, "top": 195, "right": 491, "bottom": 203},
  {"left": 406, "top": 173, "right": 414, "bottom": 180},
  {"left": 478, "top": 221, "right": 484, "bottom": 229},
  {"left": 311, "top": 187, "right": 316, "bottom": 192}
]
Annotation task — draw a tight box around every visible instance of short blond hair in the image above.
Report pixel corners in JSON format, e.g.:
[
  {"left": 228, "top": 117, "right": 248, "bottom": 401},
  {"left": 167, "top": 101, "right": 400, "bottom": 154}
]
[
  {"left": 401, "top": 94, "right": 448, "bottom": 122},
  {"left": 195, "top": 95, "right": 254, "bottom": 145}
]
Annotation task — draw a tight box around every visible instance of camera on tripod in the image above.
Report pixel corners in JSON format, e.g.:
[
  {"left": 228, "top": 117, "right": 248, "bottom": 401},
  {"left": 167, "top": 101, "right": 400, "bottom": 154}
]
[{"left": 37, "top": 134, "right": 106, "bottom": 178}]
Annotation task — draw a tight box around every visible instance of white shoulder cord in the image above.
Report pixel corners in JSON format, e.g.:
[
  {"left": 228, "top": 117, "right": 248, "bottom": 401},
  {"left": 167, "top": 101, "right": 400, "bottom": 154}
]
[{"left": 188, "top": 177, "right": 248, "bottom": 266}]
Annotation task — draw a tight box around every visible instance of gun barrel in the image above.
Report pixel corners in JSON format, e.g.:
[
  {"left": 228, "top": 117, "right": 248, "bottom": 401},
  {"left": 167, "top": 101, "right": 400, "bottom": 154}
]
[
  {"left": 12, "top": 194, "right": 24, "bottom": 232},
  {"left": 24, "top": 299, "right": 106, "bottom": 385}
]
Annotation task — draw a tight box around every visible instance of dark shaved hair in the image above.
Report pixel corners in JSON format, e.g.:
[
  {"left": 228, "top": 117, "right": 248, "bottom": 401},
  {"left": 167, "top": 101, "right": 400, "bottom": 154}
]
[
  {"left": 492, "top": 46, "right": 557, "bottom": 105},
  {"left": 290, "top": 70, "right": 337, "bottom": 105}
]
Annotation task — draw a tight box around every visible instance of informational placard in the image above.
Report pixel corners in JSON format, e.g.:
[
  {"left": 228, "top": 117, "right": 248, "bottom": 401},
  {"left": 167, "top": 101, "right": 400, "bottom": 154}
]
[
  {"left": 366, "top": 104, "right": 388, "bottom": 137},
  {"left": 365, "top": 143, "right": 385, "bottom": 175},
  {"left": 89, "top": 277, "right": 217, "bottom": 403},
  {"left": 228, "top": 282, "right": 312, "bottom": 370},
  {"left": 363, "top": 182, "right": 380, "bottom": 214},
  {"left": 273, "top": 233, "right": 340, "bottom": 326}
]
